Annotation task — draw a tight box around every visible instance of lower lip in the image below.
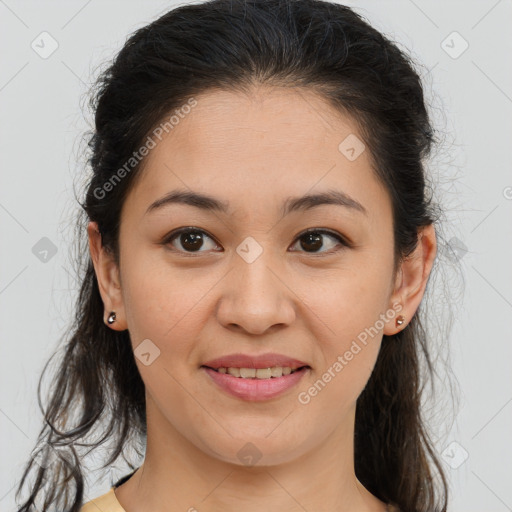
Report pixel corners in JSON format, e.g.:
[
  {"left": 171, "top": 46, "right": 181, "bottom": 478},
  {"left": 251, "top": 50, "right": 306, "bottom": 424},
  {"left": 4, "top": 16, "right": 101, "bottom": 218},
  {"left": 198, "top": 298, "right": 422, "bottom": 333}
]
[{"left": 201, "top": 367, "right": 309, "bottom": 401}]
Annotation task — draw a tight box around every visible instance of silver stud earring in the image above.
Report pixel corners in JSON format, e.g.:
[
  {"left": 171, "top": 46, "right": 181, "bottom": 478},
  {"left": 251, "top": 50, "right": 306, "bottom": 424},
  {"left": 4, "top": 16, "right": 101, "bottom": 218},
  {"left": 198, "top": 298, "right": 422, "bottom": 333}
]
[{"left": 107, "top": 311, "right": 116, "bottom": 325}]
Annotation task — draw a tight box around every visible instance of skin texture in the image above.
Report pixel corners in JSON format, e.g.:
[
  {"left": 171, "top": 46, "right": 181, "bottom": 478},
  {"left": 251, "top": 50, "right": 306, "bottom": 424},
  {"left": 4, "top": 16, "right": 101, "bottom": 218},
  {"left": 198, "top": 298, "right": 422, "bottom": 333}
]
[{"left": 88, "top": 85, "right": 436, "bottom": 512}]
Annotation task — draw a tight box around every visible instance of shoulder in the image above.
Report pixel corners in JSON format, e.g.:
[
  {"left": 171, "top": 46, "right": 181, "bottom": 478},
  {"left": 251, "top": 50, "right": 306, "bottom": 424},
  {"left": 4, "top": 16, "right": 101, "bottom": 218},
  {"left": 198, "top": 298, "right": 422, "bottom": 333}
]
[{"left": 80, "top": 487, "right": 126, "bottom": 512}]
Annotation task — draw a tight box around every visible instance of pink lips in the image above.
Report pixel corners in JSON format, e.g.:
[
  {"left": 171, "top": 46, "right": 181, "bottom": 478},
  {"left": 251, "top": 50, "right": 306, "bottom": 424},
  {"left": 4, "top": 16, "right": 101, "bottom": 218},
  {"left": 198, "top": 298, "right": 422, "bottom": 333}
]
[
  {"left": 202, "top": 366, "right": 309, "bottom": 401},
  {"left": 200, "top": 352, "right": 311, "bottom": 401},
  {"left": 201, "top": 352, "right": 309, "bottom": 370}
]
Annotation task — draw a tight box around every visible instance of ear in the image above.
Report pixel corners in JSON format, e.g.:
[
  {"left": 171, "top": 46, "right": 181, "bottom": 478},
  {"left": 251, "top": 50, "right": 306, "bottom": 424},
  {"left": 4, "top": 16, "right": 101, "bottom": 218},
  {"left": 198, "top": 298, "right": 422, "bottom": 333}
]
[
  {"left": 383, "top": 224, "right": 437, "bottom": 336},
  {"left": 87, "top": 221, "right": 127, "bottom": 331}
]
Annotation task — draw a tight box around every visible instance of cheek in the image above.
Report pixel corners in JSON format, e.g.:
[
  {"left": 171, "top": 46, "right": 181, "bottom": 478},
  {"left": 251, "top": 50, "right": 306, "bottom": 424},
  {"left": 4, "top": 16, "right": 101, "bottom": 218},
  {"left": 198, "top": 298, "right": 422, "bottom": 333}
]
[
  {"left": 297, "top": 268, "right": 390, "bottom": 399},
  {"left": 302, "top": 263, "right": 391, "bottom": 337},
  {"left": 120, "top": 248, "right": 220, "bottom": 359}
]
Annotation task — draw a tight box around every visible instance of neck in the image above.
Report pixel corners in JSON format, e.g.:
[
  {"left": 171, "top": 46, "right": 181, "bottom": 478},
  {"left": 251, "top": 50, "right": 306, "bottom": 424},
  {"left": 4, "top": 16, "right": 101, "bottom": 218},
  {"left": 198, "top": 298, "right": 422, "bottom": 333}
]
[{"left": 114, "top": 396, "right": 387, "bottom": 512}]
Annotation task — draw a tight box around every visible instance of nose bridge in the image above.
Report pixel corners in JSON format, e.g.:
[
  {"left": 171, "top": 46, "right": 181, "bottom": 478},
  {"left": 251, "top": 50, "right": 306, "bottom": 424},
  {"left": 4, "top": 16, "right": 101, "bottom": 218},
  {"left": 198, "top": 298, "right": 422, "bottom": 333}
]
[
  {"left": 239, "top": 251, "right": 277, "bottom": 293},
  {"left": 233, "top": 237, "right": 283, "bottom": 304}
]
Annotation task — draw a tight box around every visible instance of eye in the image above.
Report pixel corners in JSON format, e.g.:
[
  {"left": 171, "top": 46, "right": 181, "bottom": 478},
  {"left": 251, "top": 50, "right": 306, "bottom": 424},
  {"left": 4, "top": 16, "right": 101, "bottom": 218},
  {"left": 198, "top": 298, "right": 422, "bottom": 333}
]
[
  {"left": 289, "top": 228, "right": 350, "bottom": 255},
  {"left": 163, "top": 227, "right": 221, "bottom": 255},
  {"left": 162, "top": 227, "right": 350, "bottom": 256}
]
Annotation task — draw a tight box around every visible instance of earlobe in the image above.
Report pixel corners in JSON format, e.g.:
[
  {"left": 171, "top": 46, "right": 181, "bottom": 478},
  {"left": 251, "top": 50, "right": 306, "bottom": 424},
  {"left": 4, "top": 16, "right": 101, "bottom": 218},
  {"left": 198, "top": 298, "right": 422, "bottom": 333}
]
[
  {"left": 87, "top": 221, "right": 128, "bottom": 331},
  {"left": 383, "top": 224, "right": 437, "bottom": 336}
]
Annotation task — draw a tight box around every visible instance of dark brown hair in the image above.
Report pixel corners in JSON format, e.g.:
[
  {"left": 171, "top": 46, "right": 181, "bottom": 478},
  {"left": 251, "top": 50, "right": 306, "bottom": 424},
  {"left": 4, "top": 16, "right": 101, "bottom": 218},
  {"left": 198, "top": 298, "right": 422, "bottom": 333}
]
[{"left": 15, "top": 1, "right": 457, "bottom": 510}]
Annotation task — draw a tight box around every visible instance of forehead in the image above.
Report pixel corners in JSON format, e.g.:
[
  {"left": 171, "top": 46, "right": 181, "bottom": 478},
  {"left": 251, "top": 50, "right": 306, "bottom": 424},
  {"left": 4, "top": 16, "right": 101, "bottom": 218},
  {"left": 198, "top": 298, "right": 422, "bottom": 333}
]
[{"left": 122, "top": 86, "right": 392, "bottom": 226}]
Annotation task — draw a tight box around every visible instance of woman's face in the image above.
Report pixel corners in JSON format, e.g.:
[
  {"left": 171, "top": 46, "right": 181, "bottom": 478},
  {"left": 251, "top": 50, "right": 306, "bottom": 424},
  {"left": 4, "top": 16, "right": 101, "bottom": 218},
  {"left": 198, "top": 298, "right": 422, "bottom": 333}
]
[{"left": 101, "top": 86, "right": 404, "bottom": 465}]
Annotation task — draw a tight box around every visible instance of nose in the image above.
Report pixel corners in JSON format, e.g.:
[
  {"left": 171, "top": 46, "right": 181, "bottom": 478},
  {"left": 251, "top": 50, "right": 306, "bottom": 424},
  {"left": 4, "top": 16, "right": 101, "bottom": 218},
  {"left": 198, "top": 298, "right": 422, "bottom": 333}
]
[{"left": 215, "top": 252, "right": 296, "bottom": 336}]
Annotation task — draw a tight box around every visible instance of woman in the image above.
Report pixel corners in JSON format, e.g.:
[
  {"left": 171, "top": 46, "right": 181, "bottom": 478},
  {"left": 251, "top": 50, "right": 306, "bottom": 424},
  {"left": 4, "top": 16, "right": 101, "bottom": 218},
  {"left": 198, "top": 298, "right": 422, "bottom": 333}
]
[{"left": 15, "top": 0, "right": 452, "bottom": 511}]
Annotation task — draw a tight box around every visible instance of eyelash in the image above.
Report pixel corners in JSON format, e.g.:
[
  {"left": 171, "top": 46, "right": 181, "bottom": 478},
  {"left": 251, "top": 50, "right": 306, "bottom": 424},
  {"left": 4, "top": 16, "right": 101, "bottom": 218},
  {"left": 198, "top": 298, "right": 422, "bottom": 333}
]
[{"left": 161, "top": 227, "right": 351, "bottom": 257}]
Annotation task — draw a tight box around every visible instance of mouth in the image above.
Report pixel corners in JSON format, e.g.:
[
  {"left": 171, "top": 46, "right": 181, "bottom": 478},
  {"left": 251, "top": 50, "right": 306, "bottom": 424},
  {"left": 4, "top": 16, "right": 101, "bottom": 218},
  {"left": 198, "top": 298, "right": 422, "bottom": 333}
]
[
  {"left": 200, "top": 365, "right": 311, "bottom": 401},
  {"left": 200, "top": 365, "right": 310, "bottom": 379}
]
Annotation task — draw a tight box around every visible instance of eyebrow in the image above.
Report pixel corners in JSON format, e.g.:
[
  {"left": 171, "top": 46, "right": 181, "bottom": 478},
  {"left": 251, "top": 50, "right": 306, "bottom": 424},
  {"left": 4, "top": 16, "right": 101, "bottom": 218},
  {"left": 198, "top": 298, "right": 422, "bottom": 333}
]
[{"left": 145, "top": 188, "right": 368, "bottom": 217}]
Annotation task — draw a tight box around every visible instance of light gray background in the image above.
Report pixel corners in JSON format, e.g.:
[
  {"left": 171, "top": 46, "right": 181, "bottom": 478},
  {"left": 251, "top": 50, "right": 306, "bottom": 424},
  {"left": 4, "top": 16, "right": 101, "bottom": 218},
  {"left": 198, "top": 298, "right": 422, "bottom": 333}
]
[{"left": 1, "top": 1, "right": 511, "bottom": 511}]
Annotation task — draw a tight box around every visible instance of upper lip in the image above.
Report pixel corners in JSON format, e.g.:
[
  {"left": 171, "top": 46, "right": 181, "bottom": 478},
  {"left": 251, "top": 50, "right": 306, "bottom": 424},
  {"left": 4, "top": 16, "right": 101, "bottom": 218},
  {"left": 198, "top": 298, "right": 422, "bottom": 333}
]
[{"left": 201, "top": 352, "right": 310, "bottom": 370}]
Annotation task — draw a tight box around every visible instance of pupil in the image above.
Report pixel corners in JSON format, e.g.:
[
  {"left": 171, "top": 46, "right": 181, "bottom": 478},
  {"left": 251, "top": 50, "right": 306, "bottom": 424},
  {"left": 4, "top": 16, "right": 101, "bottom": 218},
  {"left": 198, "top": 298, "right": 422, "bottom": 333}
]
[
  {"left": 181, "top": 231, "right": 203, "bottom": 251},
  {"left": 301, "top": 232, "right": 322, "bottom": 252}
]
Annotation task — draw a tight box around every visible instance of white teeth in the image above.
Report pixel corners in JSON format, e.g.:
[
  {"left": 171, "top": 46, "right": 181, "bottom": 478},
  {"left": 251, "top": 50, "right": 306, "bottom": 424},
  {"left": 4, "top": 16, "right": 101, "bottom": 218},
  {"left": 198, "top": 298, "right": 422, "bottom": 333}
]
[
  {"left": 270, "top": 366, "right": 282, "bottom": 378},
  {"left": 239, "top": 368, "right": 256, "bottom": 378},
  {"left": 215, "top": 366, "right": 301, "bottom": 379},
  {"left": 227, "top": 367, "right": 241, "bottom": 377},
  {"left": 256, "top": 368, "right": 272, "bottom": 379}
]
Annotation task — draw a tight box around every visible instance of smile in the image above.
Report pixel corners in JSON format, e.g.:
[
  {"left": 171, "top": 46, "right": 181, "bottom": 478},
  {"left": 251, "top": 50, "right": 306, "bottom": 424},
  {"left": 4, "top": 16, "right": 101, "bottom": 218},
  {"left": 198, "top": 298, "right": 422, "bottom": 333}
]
[{"left": 201, "top": 365, "right": 310, "bottom": 401}]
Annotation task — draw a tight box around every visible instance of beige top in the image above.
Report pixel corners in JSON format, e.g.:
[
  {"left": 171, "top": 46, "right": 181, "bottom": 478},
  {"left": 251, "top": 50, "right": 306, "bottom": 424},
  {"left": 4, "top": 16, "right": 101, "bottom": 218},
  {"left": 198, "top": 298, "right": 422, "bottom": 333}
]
[{"left": 80, "top": 487, "right": 400, "bottom": 512}]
